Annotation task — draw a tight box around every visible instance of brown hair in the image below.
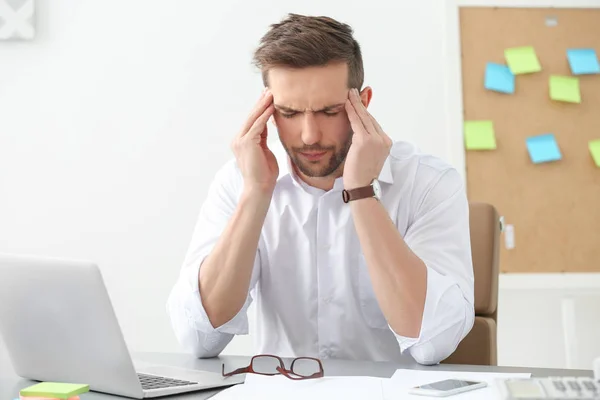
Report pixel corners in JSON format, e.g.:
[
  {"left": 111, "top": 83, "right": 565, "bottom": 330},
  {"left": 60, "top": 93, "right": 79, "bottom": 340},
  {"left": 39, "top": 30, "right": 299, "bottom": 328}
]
[{"left": 252, "top": 13, "right": 364, "bottom": 89}]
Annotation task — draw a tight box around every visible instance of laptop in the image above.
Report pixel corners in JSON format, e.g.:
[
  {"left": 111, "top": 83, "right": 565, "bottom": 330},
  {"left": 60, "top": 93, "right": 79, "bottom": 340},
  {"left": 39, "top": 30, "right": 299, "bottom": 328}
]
[{"left": 0, "top": 253, "right": 244, "bottom": 398}]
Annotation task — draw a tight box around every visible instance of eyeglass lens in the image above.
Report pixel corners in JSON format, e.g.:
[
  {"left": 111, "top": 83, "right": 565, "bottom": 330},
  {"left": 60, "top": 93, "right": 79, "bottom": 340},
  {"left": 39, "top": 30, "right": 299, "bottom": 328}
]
[
  {"left": 251, "top": 355, "right": 283, "bottom": 374},
  {"left": 291, "top": 357, "right": 321, "bottom": 377}
]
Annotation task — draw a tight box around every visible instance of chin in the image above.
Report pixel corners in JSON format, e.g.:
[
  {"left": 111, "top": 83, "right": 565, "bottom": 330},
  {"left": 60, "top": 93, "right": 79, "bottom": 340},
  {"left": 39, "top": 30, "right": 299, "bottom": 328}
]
[{"left": 299, "top": 163, "right": 337, "bottom": 178}]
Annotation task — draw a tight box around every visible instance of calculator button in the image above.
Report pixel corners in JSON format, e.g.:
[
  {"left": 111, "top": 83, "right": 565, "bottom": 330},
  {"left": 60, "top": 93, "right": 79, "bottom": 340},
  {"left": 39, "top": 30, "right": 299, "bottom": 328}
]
[
  {"left": 568, "top": 381, "right": 582, "bottom": 392},
  {"left": 553, "top": 381, "right": 567, "bottom": 391}
]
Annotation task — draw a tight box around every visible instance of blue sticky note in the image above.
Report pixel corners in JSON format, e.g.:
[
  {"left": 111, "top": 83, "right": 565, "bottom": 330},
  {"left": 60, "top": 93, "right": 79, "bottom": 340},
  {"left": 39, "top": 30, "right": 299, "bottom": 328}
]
[
  {"left": 484, "top": 63, "right": 515, "bottom": 94},
  {"left": 526, "top": 134, "right": 562, "bottom": 164},
  {"left": 567, "top": 49, "right": 600, "bottom": 75}
]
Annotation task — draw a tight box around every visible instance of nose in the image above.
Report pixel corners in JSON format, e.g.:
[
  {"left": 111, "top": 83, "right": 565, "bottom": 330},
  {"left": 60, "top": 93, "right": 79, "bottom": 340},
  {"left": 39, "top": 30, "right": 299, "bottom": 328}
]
[{"left": 300, "top": 113, "right": 322, "bottom": 146}]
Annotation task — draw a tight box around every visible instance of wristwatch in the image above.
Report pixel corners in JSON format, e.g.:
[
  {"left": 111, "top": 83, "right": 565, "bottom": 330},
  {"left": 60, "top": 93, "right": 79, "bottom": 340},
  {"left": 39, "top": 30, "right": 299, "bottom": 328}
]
[{"left": 342, "top": 179, "right": 382, "bottom": 203}]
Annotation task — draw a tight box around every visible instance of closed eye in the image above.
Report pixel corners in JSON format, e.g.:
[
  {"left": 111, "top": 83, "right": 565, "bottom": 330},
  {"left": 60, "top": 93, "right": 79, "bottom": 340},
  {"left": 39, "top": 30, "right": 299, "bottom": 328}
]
[
  {"left": 278, "top": 110, "right": 340, "bottom": 118},
  {"left": 280, "top": 112, "right": 298, "bottom": 119}
]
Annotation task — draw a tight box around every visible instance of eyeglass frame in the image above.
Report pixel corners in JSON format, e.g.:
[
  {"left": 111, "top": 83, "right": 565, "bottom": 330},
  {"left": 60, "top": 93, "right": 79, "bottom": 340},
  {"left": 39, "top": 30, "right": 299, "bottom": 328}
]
[{"left": 221, "top": 354, "right": 325, "bottom": 380}]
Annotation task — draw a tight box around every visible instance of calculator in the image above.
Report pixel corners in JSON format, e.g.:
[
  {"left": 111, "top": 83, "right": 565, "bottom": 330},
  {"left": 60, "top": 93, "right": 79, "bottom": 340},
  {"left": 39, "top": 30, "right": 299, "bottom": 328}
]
[{"left": 497, "top": 377, "right": 600, "bottom": 399}]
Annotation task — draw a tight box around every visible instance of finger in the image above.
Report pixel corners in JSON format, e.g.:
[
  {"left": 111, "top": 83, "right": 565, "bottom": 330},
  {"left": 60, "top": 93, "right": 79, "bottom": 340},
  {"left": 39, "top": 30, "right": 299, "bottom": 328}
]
[
  {"left": 239, "top": 91, "right": 274, "bottom": 137},
  {"left": 260, "top": 126, "right": 268, "bottom": 149},
  {"left": 260, "top": 122, "right": 271, "bottom": 149},
  {"left": 345, "top": 99, "right": 368, "bottom": 137},
  {"left": 248, "top": 104, "right": 275, "bottom": 139},
  {"left": 368, "top": 113, "right": 389, "bottom": 140},
  {"left": 368, "top": 113, "right": 385, "bottom": 136},
  {"left": 349, "top": 89, "right": 377, "bottom": 135}
]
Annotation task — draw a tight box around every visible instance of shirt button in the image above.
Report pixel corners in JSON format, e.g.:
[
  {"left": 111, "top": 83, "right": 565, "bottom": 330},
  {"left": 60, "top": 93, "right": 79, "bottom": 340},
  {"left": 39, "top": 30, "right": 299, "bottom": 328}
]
[{"left": 322, "top": 296, "right": 332, "bottom": 304}]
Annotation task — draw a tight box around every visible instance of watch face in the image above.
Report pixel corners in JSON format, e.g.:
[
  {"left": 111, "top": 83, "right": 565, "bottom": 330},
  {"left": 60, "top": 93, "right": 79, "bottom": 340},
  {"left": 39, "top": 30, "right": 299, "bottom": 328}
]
[{"left": 372, "top": 179, "right": 382, "bottom": 199}]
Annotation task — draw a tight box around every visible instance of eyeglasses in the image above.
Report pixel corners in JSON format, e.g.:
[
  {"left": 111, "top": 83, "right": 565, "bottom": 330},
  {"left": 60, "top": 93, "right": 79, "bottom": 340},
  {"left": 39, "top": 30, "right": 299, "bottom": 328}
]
[{"left": 222, "top": 354, "right": 324, "bottom": 381}]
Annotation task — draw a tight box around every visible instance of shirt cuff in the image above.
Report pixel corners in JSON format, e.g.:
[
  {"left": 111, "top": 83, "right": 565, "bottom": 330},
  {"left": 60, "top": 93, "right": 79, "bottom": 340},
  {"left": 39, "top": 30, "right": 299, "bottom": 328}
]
[
  {"left": 182, "top": 258, "right": 251, "bottom": 335},
  {"left": 392, "top": 265, "right": 461, "bottom": 353}
]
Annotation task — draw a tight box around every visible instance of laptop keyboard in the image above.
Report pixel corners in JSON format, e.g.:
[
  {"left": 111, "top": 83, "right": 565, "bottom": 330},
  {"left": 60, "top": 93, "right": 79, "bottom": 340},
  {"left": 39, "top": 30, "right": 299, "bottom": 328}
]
[{"left": 137, "top": 373, "right": 198, "bottom": 390}]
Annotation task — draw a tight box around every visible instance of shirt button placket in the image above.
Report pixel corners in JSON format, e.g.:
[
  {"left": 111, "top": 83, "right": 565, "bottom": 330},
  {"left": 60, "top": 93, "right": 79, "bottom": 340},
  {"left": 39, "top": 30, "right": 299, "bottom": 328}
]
[
  {"left": 316, "top": 198, "right": 324, "bottom": 358},
  {"left": 316, "top": 196, "right": 334, "bottom": 359}
]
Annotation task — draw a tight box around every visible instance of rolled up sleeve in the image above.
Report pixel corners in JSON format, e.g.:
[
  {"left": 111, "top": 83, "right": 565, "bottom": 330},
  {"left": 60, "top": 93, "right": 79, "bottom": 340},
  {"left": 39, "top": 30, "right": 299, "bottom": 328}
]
[
  {"left": 393, "top": 167, "right": 475, "bottom": 365},
  {"left": 166, "top": 160, "right": 261, "bottom": 358}
]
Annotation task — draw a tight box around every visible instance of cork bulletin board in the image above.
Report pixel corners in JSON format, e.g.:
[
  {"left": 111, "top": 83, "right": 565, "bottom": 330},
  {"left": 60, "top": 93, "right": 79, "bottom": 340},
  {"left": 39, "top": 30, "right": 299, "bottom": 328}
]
[{"left": 459, "top": 8, "right": 600, "bottom": 273}]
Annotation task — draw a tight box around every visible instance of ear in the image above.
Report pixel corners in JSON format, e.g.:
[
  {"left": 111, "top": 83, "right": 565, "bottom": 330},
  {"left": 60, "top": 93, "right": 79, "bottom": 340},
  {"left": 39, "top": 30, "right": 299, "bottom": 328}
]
[{"left": 359, "top": 86, "right": 373, "bottom": 108}]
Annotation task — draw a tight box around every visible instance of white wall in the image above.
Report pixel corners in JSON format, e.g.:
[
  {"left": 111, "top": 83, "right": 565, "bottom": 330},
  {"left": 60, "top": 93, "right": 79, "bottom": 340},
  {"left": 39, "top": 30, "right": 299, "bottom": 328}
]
[
  {"left": 498, "top": 287, "right": 600, "bottom": 370},
  {"left": 1, "top": 0, "right": 599, "bottom": 370}
]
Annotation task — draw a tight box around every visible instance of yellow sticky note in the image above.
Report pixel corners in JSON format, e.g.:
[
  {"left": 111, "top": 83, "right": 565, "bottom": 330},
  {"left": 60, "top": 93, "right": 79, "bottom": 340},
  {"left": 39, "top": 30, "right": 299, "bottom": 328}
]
[
  {"left": 590, "top": 140, "right": 600, "bottom": 167},
  {"left": 20, "top": 382, "right": 89, "bottom": 399},
  {"left": 505, "top": 46, "right": 542, "bottom": 74},
  {"left": 464, "top": 120, "right": 497, "bottom": 150},
  {"left": 550, "top": 75, "right": 581, "bottom": 103}
]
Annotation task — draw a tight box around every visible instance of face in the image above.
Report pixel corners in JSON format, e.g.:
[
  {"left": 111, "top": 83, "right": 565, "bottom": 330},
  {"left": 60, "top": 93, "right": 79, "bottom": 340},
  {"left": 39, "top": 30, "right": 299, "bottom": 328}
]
[{"left": 267, "top": 62, "right": 370, "bottom": 179}]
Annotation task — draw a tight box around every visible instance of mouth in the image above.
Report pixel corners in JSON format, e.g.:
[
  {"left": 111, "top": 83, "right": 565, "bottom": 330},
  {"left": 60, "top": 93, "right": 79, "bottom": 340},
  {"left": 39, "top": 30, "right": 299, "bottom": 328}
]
[{"left": 298, "top": 151, "right": 328, "bottom": 162}]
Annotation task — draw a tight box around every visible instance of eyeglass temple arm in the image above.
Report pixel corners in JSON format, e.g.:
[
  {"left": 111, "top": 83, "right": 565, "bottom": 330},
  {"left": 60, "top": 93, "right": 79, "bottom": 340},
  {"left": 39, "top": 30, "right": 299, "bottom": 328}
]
[
  {"left": 276, "top": 366, "right": 298, "bottom": 379},
  {"left": 222, "top": 364, "right": 251, "bottom": 377},
  {"left": 276, "top": 366, "right": 323, "bottom": 380},
  {"left": 306, "top": 370, "right": 324, "bottom": 378}
]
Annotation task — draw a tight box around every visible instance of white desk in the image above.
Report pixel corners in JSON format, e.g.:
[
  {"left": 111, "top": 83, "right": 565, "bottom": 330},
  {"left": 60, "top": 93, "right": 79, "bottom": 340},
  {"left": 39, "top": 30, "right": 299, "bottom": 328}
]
[{"left": 0, "top": 351, "right": 593, "bottom": 399}]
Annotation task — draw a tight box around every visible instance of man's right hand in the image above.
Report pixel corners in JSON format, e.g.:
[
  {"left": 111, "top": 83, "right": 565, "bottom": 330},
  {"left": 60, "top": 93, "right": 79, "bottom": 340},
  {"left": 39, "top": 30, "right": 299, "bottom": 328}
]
[
  {"left": 231, "top": 89, "right": 278, "bottom": 194},
  {"left": 198, "top": 90, "right": 276, "bottom": 329}
]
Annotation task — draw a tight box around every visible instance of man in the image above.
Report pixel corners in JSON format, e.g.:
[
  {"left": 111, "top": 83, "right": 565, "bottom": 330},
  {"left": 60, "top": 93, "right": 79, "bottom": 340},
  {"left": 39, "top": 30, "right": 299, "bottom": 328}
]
[{"left": 167, "top": 13, "right": 474, "bottom": 365}]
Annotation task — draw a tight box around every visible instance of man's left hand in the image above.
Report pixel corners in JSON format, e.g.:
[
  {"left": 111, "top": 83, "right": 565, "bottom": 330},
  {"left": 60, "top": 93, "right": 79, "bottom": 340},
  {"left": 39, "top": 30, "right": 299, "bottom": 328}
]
[{"left": 343, "top": 88, "right": 393, "bottom": 190}]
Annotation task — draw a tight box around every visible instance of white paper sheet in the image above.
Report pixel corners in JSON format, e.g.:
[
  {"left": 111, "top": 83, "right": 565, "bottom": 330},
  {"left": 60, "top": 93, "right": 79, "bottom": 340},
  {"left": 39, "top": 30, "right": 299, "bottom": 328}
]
[
  {"left": 210, "top": 374, "right": 387, "bottom": 400},
  {"left": 209, "top": 369, "right": 532, "bottom": 400},
  {"left": 389, "top": 369, "right": 532, "bottom": 399}
]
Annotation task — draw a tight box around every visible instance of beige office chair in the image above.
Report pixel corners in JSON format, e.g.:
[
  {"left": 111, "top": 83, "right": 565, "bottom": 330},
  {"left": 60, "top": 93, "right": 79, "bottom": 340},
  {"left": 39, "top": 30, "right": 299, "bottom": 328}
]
[{"left": 443, "top": 202, "right": 501, "bottom": 366}]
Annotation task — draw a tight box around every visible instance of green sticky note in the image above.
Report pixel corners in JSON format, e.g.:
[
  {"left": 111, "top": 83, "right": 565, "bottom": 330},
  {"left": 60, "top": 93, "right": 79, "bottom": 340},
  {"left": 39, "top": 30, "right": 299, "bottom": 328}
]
[
  {"left": 464, "top": 120, "right": 497, "bottom": 150},
  {"left": 505, "top": 46, "right": 542, "bottom": 74},
  {"left": 550, "top": 75, "right": 581, "bottom": 103},
  {"left": 20, "top": 382, "right": 89, "bottom": 399},
  {"left": 590, "top": 140, "right": 600, "bottom": 167}
]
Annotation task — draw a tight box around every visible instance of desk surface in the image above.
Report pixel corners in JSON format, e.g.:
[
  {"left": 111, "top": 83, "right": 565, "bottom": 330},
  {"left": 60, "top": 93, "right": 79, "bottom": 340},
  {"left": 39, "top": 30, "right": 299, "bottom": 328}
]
[{"left": 1, "top": 351, "right": 593, "bottom": 399}]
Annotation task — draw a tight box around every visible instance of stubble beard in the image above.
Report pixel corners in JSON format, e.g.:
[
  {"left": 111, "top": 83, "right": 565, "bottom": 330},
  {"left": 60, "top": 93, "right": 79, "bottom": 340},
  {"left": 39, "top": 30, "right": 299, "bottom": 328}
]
[{"left": 285, "top": 130, "right": 353, "bottom": 178}]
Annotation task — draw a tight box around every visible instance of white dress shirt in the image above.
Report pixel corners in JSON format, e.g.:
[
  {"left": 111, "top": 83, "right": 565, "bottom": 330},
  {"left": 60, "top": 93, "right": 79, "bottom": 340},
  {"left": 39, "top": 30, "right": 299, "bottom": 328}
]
[{"left": 166, "top": 140, "right": 475, "bottom": 365}]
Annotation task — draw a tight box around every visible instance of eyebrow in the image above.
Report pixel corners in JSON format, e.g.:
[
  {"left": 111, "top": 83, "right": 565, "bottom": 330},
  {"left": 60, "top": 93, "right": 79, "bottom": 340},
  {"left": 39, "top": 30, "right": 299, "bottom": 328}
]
[{"left": 274, "top": 103, "right": 345, "bottom": 113}]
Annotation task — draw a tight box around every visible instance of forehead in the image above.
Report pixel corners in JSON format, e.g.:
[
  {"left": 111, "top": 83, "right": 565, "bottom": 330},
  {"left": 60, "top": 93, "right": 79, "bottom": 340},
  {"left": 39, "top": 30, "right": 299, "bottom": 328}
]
[{"left": 267, "top": 62, "right": 349, "bottom": 110}]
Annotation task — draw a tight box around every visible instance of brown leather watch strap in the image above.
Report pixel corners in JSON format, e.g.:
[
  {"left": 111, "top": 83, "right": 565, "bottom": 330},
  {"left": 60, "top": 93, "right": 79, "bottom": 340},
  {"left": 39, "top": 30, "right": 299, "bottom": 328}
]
[{"left": 342, "top": 185, "right": 375, "bottom": 203}]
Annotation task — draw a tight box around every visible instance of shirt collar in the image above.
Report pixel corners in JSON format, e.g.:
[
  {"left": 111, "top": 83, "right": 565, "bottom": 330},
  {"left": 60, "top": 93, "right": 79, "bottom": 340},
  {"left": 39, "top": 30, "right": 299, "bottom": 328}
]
[{"left": 274, "top": 144, "right": 394, "bottom": 185}]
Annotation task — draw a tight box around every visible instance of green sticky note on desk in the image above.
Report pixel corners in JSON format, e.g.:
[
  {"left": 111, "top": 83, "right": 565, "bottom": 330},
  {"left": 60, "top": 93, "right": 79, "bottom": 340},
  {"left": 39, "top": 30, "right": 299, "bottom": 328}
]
[
  {"left": 550, "top": 75, "right": 581, "bottom": 103},
  {"left": 590, "top": 140, "right": 600, "bottom": 167},
  {"left": 505, "top": 46, "right": 542, "bottom": 74},
  {"left": 20, "top": 382, "right": 89, "bottom": 399},
  {"left": 464, "top": 120, "right": 497, "bottom": 150}
]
